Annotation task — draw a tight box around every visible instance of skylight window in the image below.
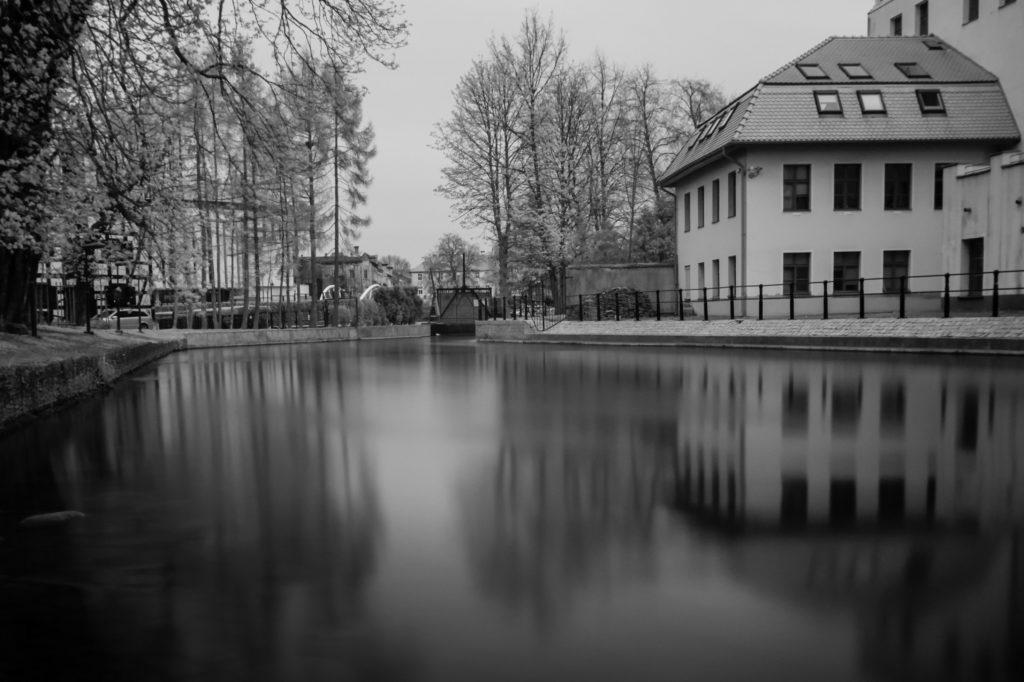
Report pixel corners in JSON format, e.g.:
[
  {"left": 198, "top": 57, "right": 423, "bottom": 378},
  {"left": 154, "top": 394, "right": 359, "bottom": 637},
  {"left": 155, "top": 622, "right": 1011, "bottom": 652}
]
[
  {"left": 814, "top": 91, "right": 843, "bottom": 115},
  {"left": 858, "top": 91, "right": 887, "bottom": 114},
  {"left": 916, "top": 89, "right": 946, "bottom": 113},
  {"left": 839, "top": 64, "right": 872, "bottom": 79},
  {"left": 895, "top": 62, "right": 930, "bottom": 78},
  {"left": 715, "top": 106, "right": 735, "bottom": 133},
  {"left": 797, "top": 63, "right": 828, "bottom": 79}
]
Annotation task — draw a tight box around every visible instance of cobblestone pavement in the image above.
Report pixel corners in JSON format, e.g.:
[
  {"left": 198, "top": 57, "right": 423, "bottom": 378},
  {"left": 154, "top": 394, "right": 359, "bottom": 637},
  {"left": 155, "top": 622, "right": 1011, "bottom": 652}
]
[{"left": 543, "top": 317, "right": 1024, "bottom": 339}]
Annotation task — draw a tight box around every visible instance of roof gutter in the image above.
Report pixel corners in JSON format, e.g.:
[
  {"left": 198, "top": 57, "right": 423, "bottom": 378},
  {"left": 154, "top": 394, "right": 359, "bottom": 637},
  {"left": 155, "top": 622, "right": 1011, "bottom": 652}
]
[{"left": 720, "top": 147, "right": 749, "bottom": 317}]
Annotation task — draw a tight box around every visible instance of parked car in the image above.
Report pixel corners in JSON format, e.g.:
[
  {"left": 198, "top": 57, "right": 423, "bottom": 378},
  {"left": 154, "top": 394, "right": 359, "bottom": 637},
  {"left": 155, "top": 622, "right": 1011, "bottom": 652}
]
[{"left": 91, "top": 308, "right": 154, "bottom": 330}]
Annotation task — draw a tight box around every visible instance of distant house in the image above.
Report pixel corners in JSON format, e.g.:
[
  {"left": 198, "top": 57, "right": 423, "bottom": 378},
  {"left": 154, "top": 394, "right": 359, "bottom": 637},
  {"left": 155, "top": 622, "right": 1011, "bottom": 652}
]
[
  {"left": 410, "top": 257, "right": 496, "bottom": 304},
  {"left": 297, "top": 249, "right": 395, "bottom": 298},
  {"left": 659, "top": 35, "right": 1020, "bottom": 313}
]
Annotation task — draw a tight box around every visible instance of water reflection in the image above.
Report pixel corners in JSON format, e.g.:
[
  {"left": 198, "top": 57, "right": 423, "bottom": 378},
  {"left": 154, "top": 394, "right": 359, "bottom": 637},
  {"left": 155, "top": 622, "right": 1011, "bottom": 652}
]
[
  {"left": 1, "top": 341, "right": 1022, "bottom": 681},
  {"left": 1, "top": 345, "right": 403, "bottom": 682},
  {"left": 667, "top": 351, "right": 1024, "bottom": 681},
  {"left": 461, "top": 348, "right": 678, "bottom": 620}
]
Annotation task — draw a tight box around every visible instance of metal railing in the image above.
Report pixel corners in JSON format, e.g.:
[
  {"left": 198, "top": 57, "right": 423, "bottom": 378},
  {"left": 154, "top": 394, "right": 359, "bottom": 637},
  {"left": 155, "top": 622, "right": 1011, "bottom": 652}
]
[
  {"left": 558, "top": 267, "right": 1024, "bottom": 323},
  {"left": 487, "top": 286, "right": 565, "bottom": 331}
]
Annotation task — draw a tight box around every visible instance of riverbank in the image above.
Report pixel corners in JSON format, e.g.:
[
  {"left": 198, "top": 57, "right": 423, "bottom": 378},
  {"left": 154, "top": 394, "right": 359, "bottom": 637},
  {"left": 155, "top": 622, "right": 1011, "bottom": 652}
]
[
  {"left": 0, "top": 323, "right": 430, "bottom": 435},
  {"left": 478, "top": 317, "right": 1024, "bottom": 354}
]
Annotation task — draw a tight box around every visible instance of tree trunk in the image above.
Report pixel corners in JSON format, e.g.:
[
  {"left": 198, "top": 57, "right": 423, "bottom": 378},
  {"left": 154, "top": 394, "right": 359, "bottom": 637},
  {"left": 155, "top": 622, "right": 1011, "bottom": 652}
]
[{"left": 0, "top": 247, "right": 41, "bottom": 334}]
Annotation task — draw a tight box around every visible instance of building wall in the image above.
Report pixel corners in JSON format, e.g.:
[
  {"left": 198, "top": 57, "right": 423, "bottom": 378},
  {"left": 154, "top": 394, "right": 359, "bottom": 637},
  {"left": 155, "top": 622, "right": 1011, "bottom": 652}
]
[
  {"left": 868, "top": 0, "right": 1024, "bottom": 151},
  {"left": 564, "top": 263, "right": 677, "bottom": 298},
  {"left": 673, "top": 156, "right": 745, "bottom": 298},
  {"left": 942, "top": 152, "right": 1024, "bottom": 288},
  {"left": 675, "top": 142, "right": 996, "bottom": 304}
]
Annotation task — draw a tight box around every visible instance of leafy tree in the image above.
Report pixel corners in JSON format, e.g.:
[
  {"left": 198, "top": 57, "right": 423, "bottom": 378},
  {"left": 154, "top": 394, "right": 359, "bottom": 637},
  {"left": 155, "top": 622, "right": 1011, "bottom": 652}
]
[{"left": 0, "top": 0, "right": 406, "bottom": 333}]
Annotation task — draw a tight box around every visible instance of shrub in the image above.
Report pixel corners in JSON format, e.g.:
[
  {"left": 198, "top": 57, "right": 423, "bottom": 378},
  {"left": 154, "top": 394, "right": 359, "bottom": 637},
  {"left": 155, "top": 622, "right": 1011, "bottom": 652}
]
[{"left": 370, "top": 287, "right": 423, "bottom": 325}]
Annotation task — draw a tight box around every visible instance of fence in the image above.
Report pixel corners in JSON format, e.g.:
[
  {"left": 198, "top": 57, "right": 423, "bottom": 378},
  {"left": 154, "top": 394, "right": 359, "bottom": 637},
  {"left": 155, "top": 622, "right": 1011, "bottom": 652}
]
[
  {"left": 31, "top": 284, "right": 410, "bottom": 334},
  {"left": 560, "top": 268, "right": 1024, "bottom": 324}
]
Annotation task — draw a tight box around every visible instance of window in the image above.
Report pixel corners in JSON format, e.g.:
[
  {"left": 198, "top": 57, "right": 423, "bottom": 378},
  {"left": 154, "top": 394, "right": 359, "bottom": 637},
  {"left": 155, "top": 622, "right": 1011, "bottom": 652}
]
[
  {"left": 833, "top": 252, "right": 861, "bottom": 294},
  {"left": 883, "top": 250, "right": 910, "bottom": 293},
  {"left": 896, "top": 62, "right": 930, "bottom": 78},
  {"left": 712, "top": 179, "right": 720, "bottom": 223},
  {"left": 684, "top": 265, "right": 691, "bottom": 295},
  {"left": 783, "top": 165, "right": 811, "bottom": 211},
  {"left": 884, "top": 163, "right": 912, "bottom": 210},
  {"left": 917, "top": 1, "right": 930, "bottom": 34},
  {"left": 728, "top": 256, "right": 737, "bottom": 293},
  {"left": 814, "top": 91, "right": 843, "bottom": 114},
  {"left": 727, "top": 171, "right": 737, "bottom": 218},
  {"left": 698, "top": 262, "right": 705, "bottom": 292},
  {"left": 712, "top": 259, "right": 721, "bottom": 299},
  {"left": 797, "top": 63, "right": 828, "bottom": 79},
  {"left": 783, "top": 253, "right": 811, "bottom": 296},
  {"left": 964, "top": 0, "right": 979, "bottom": 23},
  {"left": 839, "top": 63, "right": 872, "bottom": 79},
  {"left": 697, "top": 186, "right": 705, "bottom": 227},
  {"left": 417, "top": 273, "right": 423, "bottom": 281},
  {"left": 917, "top": 89, "right": 945, "bottom": 113},
  {"left": 834, "top": 164, "right": 861, "bottom": 211},
  {"left": 684, "top": 192, "right": 692, "bottom": 232},
  {"left": 891, "top": 14, "right": 903, "bottom": 35},
  {"left": 858, "top": 91, "right": 887, "bottom": 114},
  {"left": 934, "top": 163, "right": 951, "bottom": 209}
]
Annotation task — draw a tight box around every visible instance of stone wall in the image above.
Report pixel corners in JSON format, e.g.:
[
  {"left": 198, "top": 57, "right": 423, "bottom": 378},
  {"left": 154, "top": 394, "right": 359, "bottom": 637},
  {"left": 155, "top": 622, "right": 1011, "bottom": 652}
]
[
  {"left": 566, "top": 263, "right": 677, "bottom": 299},
  {"left": 0, "top": 338, "right": 180, "bottom": 434}
]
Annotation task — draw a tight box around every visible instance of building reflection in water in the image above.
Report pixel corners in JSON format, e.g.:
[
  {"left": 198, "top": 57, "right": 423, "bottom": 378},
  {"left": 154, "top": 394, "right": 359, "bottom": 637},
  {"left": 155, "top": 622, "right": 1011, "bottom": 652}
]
[
  {"left": 0, "top": 345, "right": 407, "bottom": 682},
  {"left": 459, "top": 345, "right": 1023, "bottom": 681},
  {"left": 670, "top": 351, "right": 1024, "bottom": 682}
]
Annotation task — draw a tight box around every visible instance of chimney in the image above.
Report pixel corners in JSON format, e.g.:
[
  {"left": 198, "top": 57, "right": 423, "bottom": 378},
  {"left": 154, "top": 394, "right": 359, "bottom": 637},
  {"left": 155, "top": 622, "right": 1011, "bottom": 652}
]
[{"left": 353, "top": 245, "right": 360, "bottom": 256}]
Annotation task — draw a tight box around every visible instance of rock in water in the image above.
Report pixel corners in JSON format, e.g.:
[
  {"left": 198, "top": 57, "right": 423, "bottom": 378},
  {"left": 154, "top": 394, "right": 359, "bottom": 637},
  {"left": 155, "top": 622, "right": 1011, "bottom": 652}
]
[{"left": 18, "top": 511, "right": 86, "bottom": 528}]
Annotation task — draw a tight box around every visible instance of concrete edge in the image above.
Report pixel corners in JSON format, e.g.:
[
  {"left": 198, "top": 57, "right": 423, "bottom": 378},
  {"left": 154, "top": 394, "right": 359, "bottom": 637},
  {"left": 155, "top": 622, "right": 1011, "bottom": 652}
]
[{"left": 518, "top": 333, "right": 1024, "bottom": 355}]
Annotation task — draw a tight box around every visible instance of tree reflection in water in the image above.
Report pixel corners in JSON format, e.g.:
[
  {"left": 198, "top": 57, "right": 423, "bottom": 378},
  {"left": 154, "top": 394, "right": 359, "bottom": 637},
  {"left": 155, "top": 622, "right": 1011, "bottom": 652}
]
[{"left": 0, "top": 346, "right": 411, "bottom": 682}]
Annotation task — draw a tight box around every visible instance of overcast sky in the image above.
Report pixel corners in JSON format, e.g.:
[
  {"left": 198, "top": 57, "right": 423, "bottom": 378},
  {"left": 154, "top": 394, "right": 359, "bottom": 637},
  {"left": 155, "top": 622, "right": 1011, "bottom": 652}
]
[{"left": 356, "top": 0, "right": 871, "bottom": 266}]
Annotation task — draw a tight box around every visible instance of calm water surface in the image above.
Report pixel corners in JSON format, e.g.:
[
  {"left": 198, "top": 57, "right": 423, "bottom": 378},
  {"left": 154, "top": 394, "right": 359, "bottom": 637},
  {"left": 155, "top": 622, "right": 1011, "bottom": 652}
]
[{"left": 1, "top": 338, "right": 1023, "bottom": 682}]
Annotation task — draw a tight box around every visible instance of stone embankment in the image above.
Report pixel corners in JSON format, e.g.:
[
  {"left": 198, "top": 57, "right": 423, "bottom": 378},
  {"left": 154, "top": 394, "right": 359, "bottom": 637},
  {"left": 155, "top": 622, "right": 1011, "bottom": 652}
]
[
  {"left": 478, "top": 317, "right": 1024, "bottom": 354},
  {"left": 0, "top": 324, "right": 430, "bottom": 435}
]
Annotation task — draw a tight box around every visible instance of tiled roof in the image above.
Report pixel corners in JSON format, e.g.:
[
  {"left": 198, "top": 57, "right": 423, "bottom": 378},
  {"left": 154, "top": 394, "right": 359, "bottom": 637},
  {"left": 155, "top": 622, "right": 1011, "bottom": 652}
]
[
  {"left": 659, "top": 36, "right": 1020, "bottom": 187},
  {"left": 737, "top": 84, "right": 1018, "bottom": 142},
  {"left": 765, "top": 36, "right": 998, "bottom": 84}
]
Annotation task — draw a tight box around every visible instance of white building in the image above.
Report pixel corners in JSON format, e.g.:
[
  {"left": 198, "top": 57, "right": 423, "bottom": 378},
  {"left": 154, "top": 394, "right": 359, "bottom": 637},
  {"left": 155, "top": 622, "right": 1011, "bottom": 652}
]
[
  {"left": 867, "top": 0, "right": 1024, "bottom": 290},
  {"left": 660, "top": 36, "right": 1020, "bottom": 315}
]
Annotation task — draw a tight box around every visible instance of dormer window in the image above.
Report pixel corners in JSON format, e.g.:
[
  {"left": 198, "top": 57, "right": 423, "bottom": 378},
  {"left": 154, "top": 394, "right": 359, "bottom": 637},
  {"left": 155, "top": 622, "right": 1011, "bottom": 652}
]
[
  {"left": 814, "top": 91, "right": 843, "bottom": 115},
  {"left": 858, "top": 91, "right": 887, "bottom": 114},
  {"left": 895, "top": 62, "right": 930, "bottom": 78},
  {"left": 917, "top": 89, "right": 946, "bottom": 113},
  {"left": 839, "top": 64, "right": 872, "bottom": 79},
  {"left": 797, "top": 63, "right": 828, "bottom": 79}
]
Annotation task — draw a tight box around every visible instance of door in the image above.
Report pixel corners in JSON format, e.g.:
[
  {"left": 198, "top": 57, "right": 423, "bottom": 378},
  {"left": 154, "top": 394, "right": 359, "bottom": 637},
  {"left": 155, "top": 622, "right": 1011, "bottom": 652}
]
[{"left": 963, "top": 238, "right": 984, "bottom": 297}]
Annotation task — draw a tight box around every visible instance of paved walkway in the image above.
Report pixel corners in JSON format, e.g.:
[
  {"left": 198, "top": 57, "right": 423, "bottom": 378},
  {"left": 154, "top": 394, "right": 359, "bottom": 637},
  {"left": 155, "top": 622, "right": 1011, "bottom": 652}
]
[
  {"left": 547, "top": 317, "right": 1024, "bottom": 338},
  {"left": 524, "top": 317, "right": 1024, "bottom": 354}
]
